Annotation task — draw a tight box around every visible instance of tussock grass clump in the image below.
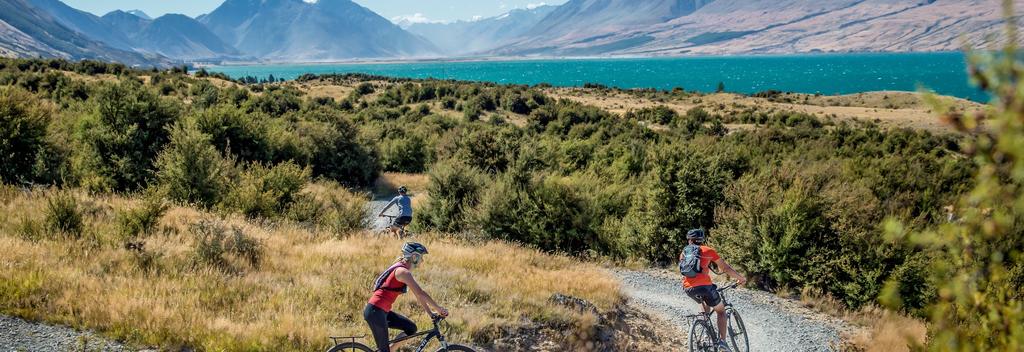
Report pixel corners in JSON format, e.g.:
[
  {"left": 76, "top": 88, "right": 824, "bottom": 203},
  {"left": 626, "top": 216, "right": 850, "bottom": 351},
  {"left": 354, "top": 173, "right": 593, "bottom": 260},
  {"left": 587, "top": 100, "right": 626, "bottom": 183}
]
[
  {"left": 190, "top": 218, "right": 263, "bottom": 270},
  {"left": 44, "top": 190, "right": 83, "bottom": 238},
  {"left": 115, "top": 196, "right": 168, "bottom": 241},
  {"left": 0, "top": 190, "right": 620, "bottom": 351}
]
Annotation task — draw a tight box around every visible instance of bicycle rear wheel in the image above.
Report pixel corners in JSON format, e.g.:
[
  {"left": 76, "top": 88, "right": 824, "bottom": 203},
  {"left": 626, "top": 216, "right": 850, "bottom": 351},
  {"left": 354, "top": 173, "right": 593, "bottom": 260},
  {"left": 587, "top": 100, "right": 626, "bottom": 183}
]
[
  {"left": 727, "top": 310, "right": 750, "bottom": 352},
  {"left": 689, "top": 320, "right": 718, "bottom": 352},
  {"left": 327, "top": 342, "right": 374, "bottom": 352}
]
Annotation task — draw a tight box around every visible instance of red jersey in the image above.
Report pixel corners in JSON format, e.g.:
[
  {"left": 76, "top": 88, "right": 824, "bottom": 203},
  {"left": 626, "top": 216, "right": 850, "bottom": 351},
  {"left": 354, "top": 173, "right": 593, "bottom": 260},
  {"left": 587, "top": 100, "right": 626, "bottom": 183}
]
[{"left": 368, "top": 262, "right": 409, "bottom": 312}]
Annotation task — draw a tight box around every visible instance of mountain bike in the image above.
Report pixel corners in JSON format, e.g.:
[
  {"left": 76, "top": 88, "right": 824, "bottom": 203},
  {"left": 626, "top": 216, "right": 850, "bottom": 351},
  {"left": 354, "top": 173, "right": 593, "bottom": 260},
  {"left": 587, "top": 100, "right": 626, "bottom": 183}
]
[
  {"left": 377, "top": 215, "right": 412, "bottom": 239},
  {"left": 685, "top": 282, "right": 749, "bottom": 352},
  {"left": 327, "top": 315, "right": 475, "bottom": 352}
]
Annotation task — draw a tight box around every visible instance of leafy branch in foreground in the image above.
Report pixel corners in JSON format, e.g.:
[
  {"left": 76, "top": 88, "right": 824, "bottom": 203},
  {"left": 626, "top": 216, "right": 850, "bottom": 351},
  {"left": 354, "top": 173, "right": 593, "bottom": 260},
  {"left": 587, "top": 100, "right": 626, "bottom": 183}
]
[{"left": 886, "top": 1, "right": 1023, "bottom": 350}]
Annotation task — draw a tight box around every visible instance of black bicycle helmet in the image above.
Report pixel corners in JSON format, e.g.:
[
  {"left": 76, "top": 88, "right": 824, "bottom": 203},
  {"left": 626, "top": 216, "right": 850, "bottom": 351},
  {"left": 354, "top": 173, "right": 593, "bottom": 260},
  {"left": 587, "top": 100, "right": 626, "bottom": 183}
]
[
  {"left": 686, "top": 228, "right": 707, "bottom": 243},
  {"left": 402, "top": 242, "right": 428, "bottom": 256},
  {"left": 398, "top": 186, "right": 408, "bottom": 194}
]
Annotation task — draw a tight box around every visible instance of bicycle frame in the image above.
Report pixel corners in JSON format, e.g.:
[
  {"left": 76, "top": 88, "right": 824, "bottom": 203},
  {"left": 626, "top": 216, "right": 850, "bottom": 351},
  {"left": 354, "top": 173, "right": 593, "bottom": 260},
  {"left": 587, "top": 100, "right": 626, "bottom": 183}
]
[
  {"left": 685, "top": 283, "right": 740, "bottom": 347},
  {"left": 329, "top": 316, "right": 449, "bottom": 352},
  {"left": 391, "top": 317, "right": 449, "bottom": 352}
]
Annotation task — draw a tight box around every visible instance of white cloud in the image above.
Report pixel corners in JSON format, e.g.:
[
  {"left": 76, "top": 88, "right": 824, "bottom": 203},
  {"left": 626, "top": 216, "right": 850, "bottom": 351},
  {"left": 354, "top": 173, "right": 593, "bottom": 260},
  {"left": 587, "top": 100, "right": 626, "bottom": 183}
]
[
  {"left": 526, "top": 2, "right": 547, "bottom": 10},
  {"left": 471, "top": 15, "right": 484, "bottom": 21}
]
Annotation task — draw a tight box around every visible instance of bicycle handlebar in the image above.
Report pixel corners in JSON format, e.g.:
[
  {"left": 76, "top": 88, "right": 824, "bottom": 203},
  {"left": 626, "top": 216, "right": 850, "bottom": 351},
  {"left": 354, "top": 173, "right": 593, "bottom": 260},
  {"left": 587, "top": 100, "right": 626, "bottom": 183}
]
[{"left": 717, "top": 282, "right": 739, "bottom": 292}]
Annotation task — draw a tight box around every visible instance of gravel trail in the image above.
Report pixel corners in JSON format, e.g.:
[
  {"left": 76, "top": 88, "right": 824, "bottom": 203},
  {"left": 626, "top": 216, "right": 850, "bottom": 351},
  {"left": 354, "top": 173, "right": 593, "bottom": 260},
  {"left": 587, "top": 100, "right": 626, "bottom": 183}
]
[
  {"left": 0, "top": 315, "right": 130, "bottom": 352},
  {"left": 616, "top": 270, "right": 852, "bottom": 352}
]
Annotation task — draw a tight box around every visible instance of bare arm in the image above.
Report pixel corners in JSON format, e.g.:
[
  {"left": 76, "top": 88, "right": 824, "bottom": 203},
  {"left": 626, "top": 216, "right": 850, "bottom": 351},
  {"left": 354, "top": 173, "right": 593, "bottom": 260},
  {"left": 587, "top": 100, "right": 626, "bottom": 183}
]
[
  {"left": 378, "top": 199, "right": 397, "bottom": 217},
  {"left": 714, "top": 259, "right": 747, "bottom": 286},
  {"left": 395, "top": 268, "right": 448, "bottom": 316}
]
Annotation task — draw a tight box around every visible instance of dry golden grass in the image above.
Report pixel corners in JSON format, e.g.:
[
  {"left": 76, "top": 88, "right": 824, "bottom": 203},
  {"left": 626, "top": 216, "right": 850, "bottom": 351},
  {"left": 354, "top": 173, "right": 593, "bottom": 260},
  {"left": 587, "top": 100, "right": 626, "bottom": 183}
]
[
  {"left": 798, "top": 288, "right": 927, "bottom": 352},
  {"left": 545, "top": 87, "right": 983, "bottom": 133},
  {"left": 845, "top": 308, "right": 927, "bottom": 352},
  {"left": 0, "top": 187, "right": 621, "bottom": 351}
]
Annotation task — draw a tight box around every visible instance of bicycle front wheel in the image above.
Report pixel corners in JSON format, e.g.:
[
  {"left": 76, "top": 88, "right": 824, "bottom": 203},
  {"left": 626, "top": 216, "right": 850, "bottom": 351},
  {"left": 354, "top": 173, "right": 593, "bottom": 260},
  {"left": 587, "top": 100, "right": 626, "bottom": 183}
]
[
  {"left": 327, "top": 342, "right": 374, "bottom": 352},
  {"left": 689, "top": 320, "right": 718, "bottom": 352},
  {"left": 435, "top": 344, "right": 477, "bottom": 352},
  {"left": 727, "top": 310, "right": 750, "bottom": 352}
]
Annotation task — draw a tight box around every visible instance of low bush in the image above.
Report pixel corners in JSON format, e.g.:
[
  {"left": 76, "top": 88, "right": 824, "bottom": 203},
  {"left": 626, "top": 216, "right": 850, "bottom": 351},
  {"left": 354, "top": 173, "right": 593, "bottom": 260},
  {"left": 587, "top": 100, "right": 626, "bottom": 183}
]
[
  {"left": 155, "top": 122, "right": 235, "bottom": 207},
  {"left": 190, "top": 219, "right": 263, "bottom": 270},
  {"left": 115, "top": 196, "right": 168, "bottom": 241},
  {"left": 73, "top": 79, "right": 180, "bottom": 192},
  {"left": 0, "top": 87, "right": 52, "bottom": 184},
  {"left": 417, "top": 162, "right": 485, "bottom": 232},
  {"left": 221, "top": 162, "right": 310, "bottom": 218},
  {"left": 44, "top": 191, "right": 83, "bottom": 238}
]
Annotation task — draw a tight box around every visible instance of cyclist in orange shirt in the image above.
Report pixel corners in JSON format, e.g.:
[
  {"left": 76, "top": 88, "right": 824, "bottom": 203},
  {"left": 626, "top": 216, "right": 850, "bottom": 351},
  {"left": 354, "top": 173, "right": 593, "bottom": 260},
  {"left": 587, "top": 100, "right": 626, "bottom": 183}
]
[{"left": 681, "top": 229, "right": 746, "bottom": 351}]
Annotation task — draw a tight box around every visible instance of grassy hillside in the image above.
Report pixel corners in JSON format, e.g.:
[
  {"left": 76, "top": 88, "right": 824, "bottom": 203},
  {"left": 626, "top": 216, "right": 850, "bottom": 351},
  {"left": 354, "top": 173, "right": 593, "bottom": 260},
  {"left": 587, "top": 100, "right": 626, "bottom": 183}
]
[{"left": 0, "top": 185, "right": 631, "bottom": 351}]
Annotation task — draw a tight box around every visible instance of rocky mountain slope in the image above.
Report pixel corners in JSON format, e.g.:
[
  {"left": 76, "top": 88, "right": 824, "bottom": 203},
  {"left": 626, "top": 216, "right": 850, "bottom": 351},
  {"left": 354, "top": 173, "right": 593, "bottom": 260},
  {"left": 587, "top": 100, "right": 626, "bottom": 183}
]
[
  {"left": 25, "top": 0, "right": 136, "bottom": 50},
  {"left": 199, "top": 0, "right": 437, "bottom": 61},
  {"left": 487, "top": 0, "right": 1022, "bottom": 56},
  {"left": 0, "top": 0, "right": 155, "bottom": 65}
]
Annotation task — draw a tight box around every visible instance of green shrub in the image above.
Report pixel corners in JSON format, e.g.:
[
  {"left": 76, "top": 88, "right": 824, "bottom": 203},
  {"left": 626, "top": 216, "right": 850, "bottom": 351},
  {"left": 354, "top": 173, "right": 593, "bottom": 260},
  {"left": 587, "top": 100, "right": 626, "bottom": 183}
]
[
  {"left": 0, "top": 87, "right": 52, "bottom": 184},
  {"left": 626, "top": 105, "right": 677, "bottom": 125},
  {"left": 155, "top": 122, "right": 235, "bottom": 207},
  {"left": 380, "top": 134, "right": 428, "bottom": 173},
  {"left": 417, "top": 162, "right": 485, "bottom": 232},
  {"left": 221, "top": 161, "right": 310, "bottom": 218},
  {"left": 296, "top": 108, "right": 379, "bottom": 186},
  {"left": 44, "top": 191, "right": 83, "bottom": 238},
  {"left": 73, "top": 80, "right": 180, "bottom": 192},
  {"left": 474, "top": 174, "right": 598, "bottom": 253},
  {"left": 616, "top": 146, "right": 727, "bottom": 262},
  {"left": 192, "top": 105, "right": 270, "bottom": 163},
  {"left": 115, "top": 196, "right": 168, "bottom": 241},
  {"left": 286, "top": 183, "right": 369, "bottom": 235}
]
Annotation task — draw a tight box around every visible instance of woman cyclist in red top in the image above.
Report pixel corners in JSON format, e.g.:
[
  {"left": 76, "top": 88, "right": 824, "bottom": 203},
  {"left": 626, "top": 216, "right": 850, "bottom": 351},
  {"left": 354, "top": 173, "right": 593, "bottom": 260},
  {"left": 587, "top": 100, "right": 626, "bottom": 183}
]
[{"left": 365, "top": 242, "right": 448, "bottom": 352}]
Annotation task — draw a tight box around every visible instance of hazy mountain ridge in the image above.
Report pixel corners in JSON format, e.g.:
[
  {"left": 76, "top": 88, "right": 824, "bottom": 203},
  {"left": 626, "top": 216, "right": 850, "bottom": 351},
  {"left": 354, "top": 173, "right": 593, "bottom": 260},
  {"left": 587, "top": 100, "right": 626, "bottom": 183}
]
[
  {"left": 200, "top": 0, "right": 437, "bottom": 61},
  {"left": 130, "top": 14, "right": 241, "bottom": 60},
  {"left": 407, "top": 5, "right": 557, "bottom": 55},
  {"left": 99, "top": 11, "right": 240, "bottom": 60}
]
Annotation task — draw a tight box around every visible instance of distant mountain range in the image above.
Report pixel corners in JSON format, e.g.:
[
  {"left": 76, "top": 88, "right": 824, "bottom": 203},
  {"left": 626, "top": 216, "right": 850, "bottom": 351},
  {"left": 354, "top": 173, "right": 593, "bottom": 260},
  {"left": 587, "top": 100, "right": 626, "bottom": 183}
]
[
  {"left": 0, "top": 0, "right": 1019, "bottom": 66},
  {"left": 198, "top": 0, "right": 436, "bottom": 61}
]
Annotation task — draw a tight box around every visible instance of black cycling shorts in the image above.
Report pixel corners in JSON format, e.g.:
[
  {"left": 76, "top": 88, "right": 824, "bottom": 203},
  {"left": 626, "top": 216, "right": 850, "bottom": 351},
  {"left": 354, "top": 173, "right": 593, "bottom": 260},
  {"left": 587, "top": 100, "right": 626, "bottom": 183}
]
[
  {"left": 685, "top": 284, "right": 723, "bottom": 307},
  {"left": 392, "top": 216, "right": 412, "bottom": 226}
]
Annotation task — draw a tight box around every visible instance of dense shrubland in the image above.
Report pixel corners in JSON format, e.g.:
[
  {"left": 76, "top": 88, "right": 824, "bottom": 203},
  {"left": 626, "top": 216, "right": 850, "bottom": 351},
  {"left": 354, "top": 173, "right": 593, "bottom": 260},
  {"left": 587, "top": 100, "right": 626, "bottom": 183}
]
[{"left": 0, "top": 47, "right": 1017, "bottom": 350}]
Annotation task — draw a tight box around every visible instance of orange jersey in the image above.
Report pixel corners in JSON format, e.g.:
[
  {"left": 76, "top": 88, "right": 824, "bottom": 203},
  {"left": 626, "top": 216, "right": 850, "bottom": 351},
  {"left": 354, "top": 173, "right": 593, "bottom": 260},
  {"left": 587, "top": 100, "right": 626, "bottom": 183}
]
[{"left": 682, "top": 246, "right": 720, "bottom": 288}]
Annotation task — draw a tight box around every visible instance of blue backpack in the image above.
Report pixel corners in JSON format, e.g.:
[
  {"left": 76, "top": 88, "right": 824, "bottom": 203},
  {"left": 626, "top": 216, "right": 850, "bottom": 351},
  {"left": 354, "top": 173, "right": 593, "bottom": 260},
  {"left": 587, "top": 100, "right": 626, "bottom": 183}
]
[{"left": 679, "top": 244, "right": 702, "bottom": 278}]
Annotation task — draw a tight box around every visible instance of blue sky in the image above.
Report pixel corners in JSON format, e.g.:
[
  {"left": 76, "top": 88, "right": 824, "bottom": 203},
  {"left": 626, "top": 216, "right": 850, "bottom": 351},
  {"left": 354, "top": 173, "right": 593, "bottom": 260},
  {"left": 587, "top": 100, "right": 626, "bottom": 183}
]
[{"left": 62, "top": 0, "right": 567, "bottom": 22}]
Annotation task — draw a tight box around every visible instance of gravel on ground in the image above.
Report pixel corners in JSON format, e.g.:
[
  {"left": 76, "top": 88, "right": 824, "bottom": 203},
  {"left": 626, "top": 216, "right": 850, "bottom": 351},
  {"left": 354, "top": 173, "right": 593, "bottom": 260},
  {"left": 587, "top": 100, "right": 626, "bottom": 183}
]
[{"left": 0, "top": 314, "right": 130, "bottom": 352}]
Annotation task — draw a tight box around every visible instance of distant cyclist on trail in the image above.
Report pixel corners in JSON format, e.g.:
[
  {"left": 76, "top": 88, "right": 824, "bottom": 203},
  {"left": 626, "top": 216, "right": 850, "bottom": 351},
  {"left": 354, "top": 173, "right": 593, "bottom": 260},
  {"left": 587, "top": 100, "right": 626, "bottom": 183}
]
[
  {"left": 379, "top": 186, "right": 413, "bottom": 237},
  {"left": 679, "top": 229, "right": 747, "bottom": 352},
  {"left": 365, "top": 242, "right": 448, "bottom": 352}
]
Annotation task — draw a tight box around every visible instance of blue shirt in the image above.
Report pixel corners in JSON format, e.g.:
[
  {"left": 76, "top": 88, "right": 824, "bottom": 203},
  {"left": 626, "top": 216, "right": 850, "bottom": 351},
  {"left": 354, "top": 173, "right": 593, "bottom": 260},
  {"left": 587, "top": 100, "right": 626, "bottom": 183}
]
[{"left": 389, "top": 195, "right": 413, "bottom": 217}]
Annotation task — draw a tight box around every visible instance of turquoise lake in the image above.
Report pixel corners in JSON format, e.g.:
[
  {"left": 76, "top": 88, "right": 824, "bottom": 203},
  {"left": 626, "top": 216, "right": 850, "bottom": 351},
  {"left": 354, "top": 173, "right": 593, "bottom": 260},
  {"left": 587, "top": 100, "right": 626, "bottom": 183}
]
[{"left": 209, "top": 52, "right": 988, "bottom": 102}]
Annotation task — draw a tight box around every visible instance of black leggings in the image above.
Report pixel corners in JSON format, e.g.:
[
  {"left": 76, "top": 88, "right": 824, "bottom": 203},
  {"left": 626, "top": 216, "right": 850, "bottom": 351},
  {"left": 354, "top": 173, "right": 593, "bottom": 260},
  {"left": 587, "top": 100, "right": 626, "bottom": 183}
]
[{"left": 363, "top": 304, "right": 417, "bottom": 352}]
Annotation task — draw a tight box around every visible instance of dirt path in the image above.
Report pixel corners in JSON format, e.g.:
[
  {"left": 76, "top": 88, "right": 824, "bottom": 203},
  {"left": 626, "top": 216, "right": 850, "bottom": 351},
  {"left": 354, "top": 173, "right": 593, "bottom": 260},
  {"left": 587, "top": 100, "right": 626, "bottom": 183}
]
[{"left": 616, "top": 270, "right": 853, "bottom": 352}]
